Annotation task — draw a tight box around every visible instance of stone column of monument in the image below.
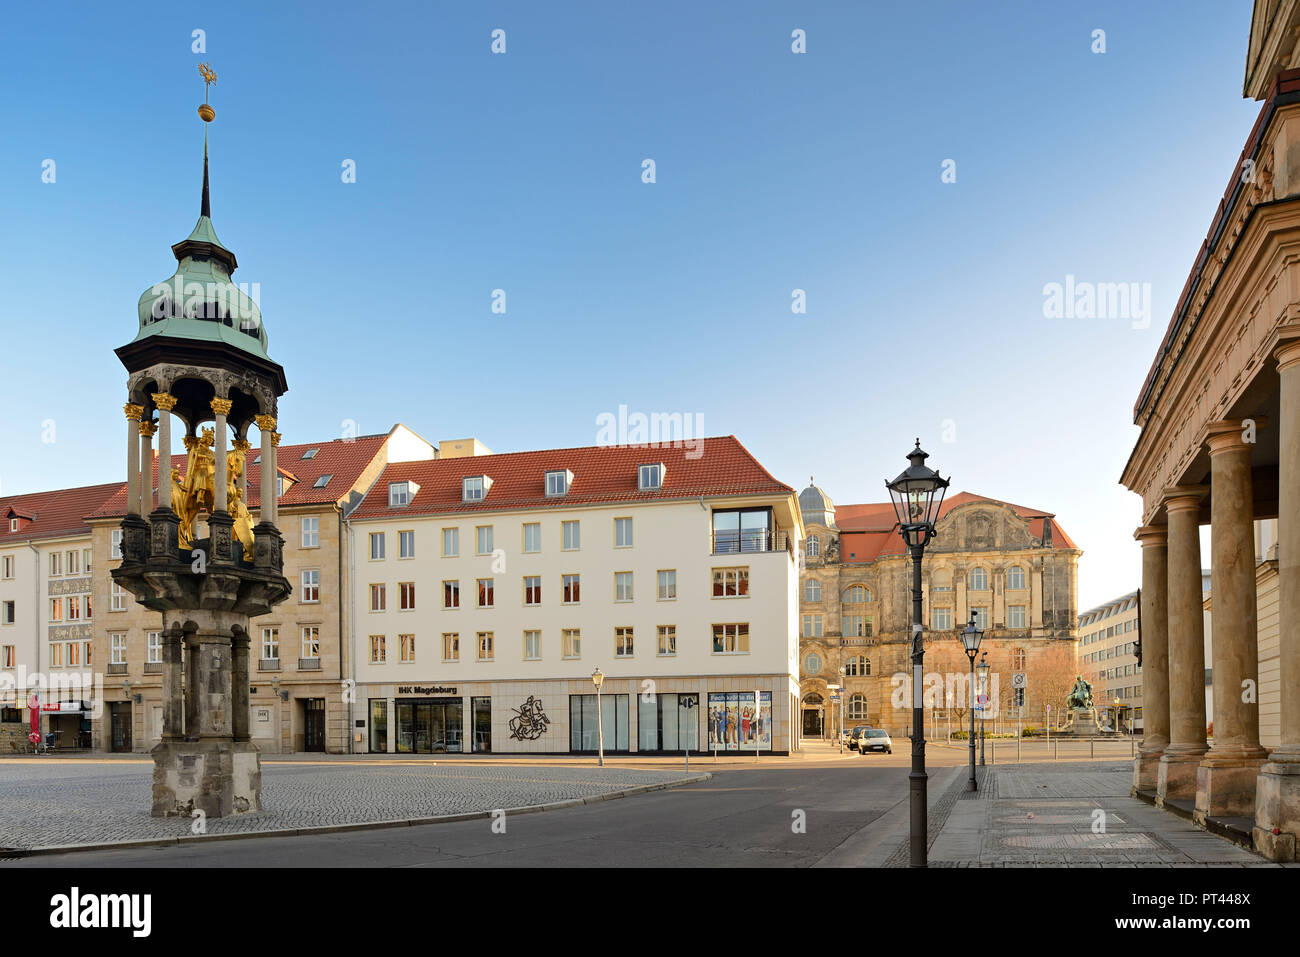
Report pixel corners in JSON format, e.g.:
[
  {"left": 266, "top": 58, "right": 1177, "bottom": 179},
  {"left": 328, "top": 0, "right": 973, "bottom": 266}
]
[
  {"left": 153, "top": 393, "right": 175, "bottom": 512},
  {"left": 161, "top": 623, "right": 183, "bottom": 741},
  {"left": 1157, "top": 487, "right": 1209, "bottom": 806},
  {"left": 256, "top": 414, "right": 276, "bottom": 524},
  {"left": 1256, "top": 340, "right": 1300, "bottom": 861},
  {"left": 1133, "top": 524, "right": 1169, "bottom": 793},
  {"left": 125, "top": 404, "right": 142, "bottom": 516},
  {"left": 138, "top": 420, "right": 155, "bottom": 515},
  {"left": 1195, "top": 421, "right": 1269, "bottom": 823}
]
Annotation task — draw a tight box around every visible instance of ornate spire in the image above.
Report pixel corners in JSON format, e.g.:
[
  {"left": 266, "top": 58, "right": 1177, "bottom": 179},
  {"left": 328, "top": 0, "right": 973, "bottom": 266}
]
[{"left": 201, "top": 141, "right": 211, "bottom": 218}]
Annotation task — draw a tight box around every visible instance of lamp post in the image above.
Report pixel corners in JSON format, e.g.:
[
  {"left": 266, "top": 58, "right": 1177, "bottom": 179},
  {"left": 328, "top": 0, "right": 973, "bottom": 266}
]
[
  {"left": 977, "top": 652, "right": 989, "bottom": 766},
  {"left": 961, "top": 613, "right": 983, "bottom": 791},
  {"left": 592, "top": 667, "right": 605, "bottom": 767},
  {"left": 886, "top": 439, "right": 949, "bottom": 868},
  {"left": 839, "top": 666, "right": 847, "bottom": 753}
]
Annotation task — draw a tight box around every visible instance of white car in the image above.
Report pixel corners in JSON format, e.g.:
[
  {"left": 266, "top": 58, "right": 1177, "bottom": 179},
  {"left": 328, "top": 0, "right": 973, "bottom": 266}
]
[{"left": 858, "top": 728, "right": 893, "bottom": 754}]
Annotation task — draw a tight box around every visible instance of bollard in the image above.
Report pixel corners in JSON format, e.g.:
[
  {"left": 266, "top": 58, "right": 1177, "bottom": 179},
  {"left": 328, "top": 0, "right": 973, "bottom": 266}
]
[{"left": 1054, "top": 737, "right": 1058, "bottom": 761}]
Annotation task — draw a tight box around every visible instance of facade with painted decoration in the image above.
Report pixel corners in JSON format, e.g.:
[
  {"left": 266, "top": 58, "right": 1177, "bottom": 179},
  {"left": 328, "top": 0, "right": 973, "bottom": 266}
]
[{"left": 346, "top": 436, "right": 803, "bottom": 754}]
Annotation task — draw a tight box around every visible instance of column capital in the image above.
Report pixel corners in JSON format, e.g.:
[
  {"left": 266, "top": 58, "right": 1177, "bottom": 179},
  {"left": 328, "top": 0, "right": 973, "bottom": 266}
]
[
  {"left": 270, "top": 432, "right": 282, "bottom": 447},
  {"left": 254, "top": 414, "right": 276, "bottom": 432},
  {"left": 1163, "top": 485, "right": 1208, "bottom": 513},
  {"left": 210, "top": 397, "right": 233, "bottom": 417},
  {"left": 1134, "top": 524, "right": 1167, "bottom": 547},
  {"left": 151, "top": 392, "right": 177, "bottom": 412},
  {"left": 139, "top": 421, "right": 157, "bottom": 438},
  {"left": 1274, "top": 337, "right": 1300, "bottom": 373},
  {"left": 123, "top": 403, "right": 144, "bottom": 421},
  {"left": 232, "top": 438, "right": 251, "bottom": 452},
  {"left": 1205, "top": 418, "right": 1267, "bottom": 456}
]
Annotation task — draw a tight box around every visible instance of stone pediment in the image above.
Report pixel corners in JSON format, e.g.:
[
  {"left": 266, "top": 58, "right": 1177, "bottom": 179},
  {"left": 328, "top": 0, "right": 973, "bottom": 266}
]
[{"left": 933, "top": 502, "right": 1035, "bottom": 552}]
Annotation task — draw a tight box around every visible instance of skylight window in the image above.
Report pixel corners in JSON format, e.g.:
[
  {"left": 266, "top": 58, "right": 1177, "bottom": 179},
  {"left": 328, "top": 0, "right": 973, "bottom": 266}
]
[
  {"left": 302, "top": 448, "right": 319, "bottom": 460},
  {"left": 313, "top": 474, "right": 333, "bottom": 489}
]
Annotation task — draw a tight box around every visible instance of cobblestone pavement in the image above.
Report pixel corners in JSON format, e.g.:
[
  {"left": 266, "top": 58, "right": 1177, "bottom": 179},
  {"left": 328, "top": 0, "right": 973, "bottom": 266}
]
[
  {"left": 0, "top": 761, "right": 699, "bottom": 851},
  {"left": 923, "top": 761, "right": 1289, "bottom": 867}
]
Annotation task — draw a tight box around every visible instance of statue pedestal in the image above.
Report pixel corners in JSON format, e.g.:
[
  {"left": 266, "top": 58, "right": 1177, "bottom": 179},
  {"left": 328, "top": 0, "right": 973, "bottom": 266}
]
[
  {"left": 1058, "top": 708, "right": 1097, "bottom": 737},
  {"left": 151, "top": 738, "right": 261, "bottom": 818}
]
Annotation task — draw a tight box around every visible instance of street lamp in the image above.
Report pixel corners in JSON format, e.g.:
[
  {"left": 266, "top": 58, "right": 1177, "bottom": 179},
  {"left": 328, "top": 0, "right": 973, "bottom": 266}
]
[
  {"left": 839, "top": 666, "right": 847, "bottom": 753},
  {"left": 592, "top": 668, "right": 605, "bottom": 767},
  {"left": 886, "top": 438, "right": 949, "bottom": 868},
  {"left": 960, "top": 613, "right": 983, "bottom": 792},
  {"left": 977, "top": 652, "right": 990, "bottom": 766}
]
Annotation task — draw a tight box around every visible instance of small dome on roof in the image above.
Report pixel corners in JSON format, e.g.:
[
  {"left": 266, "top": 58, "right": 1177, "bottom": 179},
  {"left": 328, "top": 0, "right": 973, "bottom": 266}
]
[{"left": 799, "top": 476, "right": 836, "bottom": 528}]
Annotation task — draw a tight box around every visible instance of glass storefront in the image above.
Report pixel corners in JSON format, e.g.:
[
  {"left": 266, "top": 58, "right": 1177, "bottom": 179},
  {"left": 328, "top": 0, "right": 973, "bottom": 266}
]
[
  {"left": 472, "top": 696, "right": 491, "bottom": 753},
  {"left": 396, "top": 698, "right": 463, "bottom": 753},
  {"left": 569, "top": 693, "right": 629, "bottom": 752},
  {"left": 708, "top": 691, "right": 773, "bottom": 751},
  {"left": 637, "top": 693, "right": 700, "bottom": 752},
  {"left": 369, "top": 698, "right": 387, "bottom": 753}
]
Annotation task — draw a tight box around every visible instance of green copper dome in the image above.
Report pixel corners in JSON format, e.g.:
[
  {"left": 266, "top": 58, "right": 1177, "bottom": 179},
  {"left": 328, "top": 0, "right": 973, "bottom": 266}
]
[{"left": 132, "top": 149, "right": 271, "bottom": 360}]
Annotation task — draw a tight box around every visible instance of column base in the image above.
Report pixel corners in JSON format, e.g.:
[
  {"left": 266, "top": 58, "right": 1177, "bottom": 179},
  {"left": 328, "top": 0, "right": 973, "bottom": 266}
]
[
  {"left": 1133, "top": 743, "right": 1165, "bottom": 792},
  {"left": 1252, "top": 754, "right": 1300, "bottom": 862},
  {"left": 1156, "top": 745, "right": 1206, "bottom": 806},
  {"left": 151, "top": 737, "right": 262, "bottom": 819},
  {"left": 1193, "top": 749, "right": 1268, "bottom": 823}
]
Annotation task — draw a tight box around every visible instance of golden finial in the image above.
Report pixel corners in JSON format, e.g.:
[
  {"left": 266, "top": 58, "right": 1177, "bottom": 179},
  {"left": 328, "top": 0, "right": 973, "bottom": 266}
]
[{"left": 198, "top": 63, "right": 217, "bottom": 122}]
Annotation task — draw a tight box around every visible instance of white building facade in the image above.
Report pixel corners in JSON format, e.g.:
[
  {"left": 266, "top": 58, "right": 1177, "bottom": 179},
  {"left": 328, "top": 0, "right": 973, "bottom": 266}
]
[{"left": 345, "top": 437, "right": 803, "bottom": 754}]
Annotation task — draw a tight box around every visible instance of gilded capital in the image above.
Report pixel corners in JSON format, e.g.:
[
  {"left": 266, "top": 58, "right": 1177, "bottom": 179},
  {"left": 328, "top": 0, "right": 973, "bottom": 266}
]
[
  {"left": 210, "top": 397, "right": 233, "bottom": 417},
  {"left": 152, "top": 392, "right": 178, "bottom": 412},
  {"left": 183, "top": 435, "right": 199, "bottom": 451},
  {"left": 254, "top": 414, "right": 277, "bottom": 432},
  {"left": 139, "top": 421, "right": 157, "bottom": 438},
  {"left": 233, "top": 438, "right": 252, "bottom": 452},
  {"left": 123, "top": 403, "right": 144, "bottom": 422},
  {"left": 271, "top": 432, "right": 282, "bottom": 447}
]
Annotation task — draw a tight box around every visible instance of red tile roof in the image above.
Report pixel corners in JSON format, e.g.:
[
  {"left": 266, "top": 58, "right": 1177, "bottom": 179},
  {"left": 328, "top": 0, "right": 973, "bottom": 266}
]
[
  {"left": 88, "top": 434, "right": 389, "bottom": 519},
  {"left": 0, "top": 482, "right": 122, "bottom": 543},
  {"left": 828, "top": 491, "right": 1077, "bottom": 563},
  {"left": 350, "top": 436, "right": 793, "bottom": 520}
]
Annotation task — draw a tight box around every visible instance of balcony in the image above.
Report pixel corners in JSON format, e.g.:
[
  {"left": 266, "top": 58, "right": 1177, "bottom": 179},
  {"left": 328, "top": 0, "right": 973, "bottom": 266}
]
[{"left": 710, "top": 528, "right": 793, "bottom": 556}]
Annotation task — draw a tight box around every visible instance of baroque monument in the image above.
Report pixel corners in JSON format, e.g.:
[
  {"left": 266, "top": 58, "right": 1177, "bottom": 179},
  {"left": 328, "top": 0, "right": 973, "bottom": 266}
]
[{"left": 111, "top": 65, "right": 291, "bottom": 817}]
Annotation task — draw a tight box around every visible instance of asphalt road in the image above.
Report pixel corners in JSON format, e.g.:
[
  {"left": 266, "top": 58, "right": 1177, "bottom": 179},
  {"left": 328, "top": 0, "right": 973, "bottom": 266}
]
[{"left": 7, "top": 753, "right": 933, "bottom": 868}]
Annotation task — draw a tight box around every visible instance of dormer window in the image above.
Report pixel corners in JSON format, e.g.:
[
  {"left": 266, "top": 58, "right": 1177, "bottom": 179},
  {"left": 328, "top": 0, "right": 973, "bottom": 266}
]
[
  {"left": 389, "top": 481, "right": 414, "bottom": 507},
  {"left": 638, "top": 463, "right": 664, "bottom": 491},
  {"left": 545, "top": 470, "right": 573, "bottom": 497},
  {"left": 301, "top": 448, "right": 319, "bottom": 460},
  {"left": 8, "top": 519, "right": 16, "bottom": 533},
  {"left": 462, "top": 475, "right": 492, "bottom": 503},
  {"left": 276, "top": 475, "right": 292, "bottom": 498}
]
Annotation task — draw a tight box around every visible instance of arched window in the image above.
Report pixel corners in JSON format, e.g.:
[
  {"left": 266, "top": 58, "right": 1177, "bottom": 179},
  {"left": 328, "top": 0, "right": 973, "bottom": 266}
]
[
  {"left": 804, "top": 579, "right": 822, "bottom": 603},
  {"left": 969, "top": 567, "right": 988, "bottom": 591},
  {"left": 848, "top": 694, "right": 868, "bottom": 719},
  {"left": 806, "top": 536, "right": 820, "bottom": 558},
  {"left": 1007, "top": 565, "right": 1026, "bottom": 590},
  {"left": 844, "top": 584, "right": 871, "bottom": 603},
  {"left": 845, "top": 655, "right": 862, "bottom": 676},
  {"left": 1012, "top": 647, "right": 1026, "bottom": 671}
]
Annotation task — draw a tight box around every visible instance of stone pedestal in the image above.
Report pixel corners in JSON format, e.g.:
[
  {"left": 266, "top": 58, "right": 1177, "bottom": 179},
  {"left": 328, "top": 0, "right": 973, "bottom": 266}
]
[
  {"left": 151, "top": 738, "right": 261, "bottom": 818},
  {"left": 1254, "top": 757, "right": 1300, "bottom": 862},
  {"left": 1157, "top": 746, "right": 1205, "bottom": 807},
  {"left": 1195, "top": 754, "right": 1268, "bottom": 823}
]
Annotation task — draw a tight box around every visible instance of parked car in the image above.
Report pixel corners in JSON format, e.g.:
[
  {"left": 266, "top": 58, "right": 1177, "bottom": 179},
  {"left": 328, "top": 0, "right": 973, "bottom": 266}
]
[
  {"left": 840, "top": 729, "right": 854, "bottom": 747},
  {"left": 858, "top": 728, "right": 893, "bottom": 754},
  {"left": 848, "top": 725, "right": 871, "bottom": 750}
]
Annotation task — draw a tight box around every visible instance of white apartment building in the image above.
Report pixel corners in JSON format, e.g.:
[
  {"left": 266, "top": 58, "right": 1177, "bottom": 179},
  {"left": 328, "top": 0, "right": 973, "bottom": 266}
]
[{"left": 345, "top": 436, "right": 803, "bottom": 754}]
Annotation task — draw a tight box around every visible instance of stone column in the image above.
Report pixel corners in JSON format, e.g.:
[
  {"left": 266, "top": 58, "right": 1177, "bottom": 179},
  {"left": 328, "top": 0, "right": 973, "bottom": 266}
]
[
  {"left": 124, "top": 404, "right": 143, "bottom": 515},
  {"left": 152, "top": 393, "right": 177, "bottom": 513},
  {"left": 139, "top": 421, "right": 156, "bottom": 514},
  {"left": 1196, "top": 421, "right": 1269, "bottom": 822},
  {"left": 1133, "top": 524, "right": 1169, "bottom": 793},
  {"left": 184, "top": 630, "right": 201, "bottom": 741},
  {"left": 161, "top": 623, "right": 184, "bottom": 741},
  {"left": 255, "top": 414, "right": 276, "bottom": 525},
  {"left": 269, "top": 431, "right": 282, "bottom": 526},
  {"left": 1256, "top": 340, "right": 1300, "bottom": 861},
  {"left": 211, "top": 398, "right": 231, "bottom": 514},
  {"left": 231, "top": 627, "right": 251, "bottom": 742},
  {"left": 1157, "top": 487, "right": 1209, "bottom": 806}
]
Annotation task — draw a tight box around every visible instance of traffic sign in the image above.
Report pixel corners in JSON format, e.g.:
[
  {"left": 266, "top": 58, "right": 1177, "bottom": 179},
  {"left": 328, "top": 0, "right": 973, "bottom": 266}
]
[
  {"left": 1012, "top": 672, "right": 1027, "bottom": 689},
  {"left": 977, "top": 693, "right": 989, "bottom": 707}
]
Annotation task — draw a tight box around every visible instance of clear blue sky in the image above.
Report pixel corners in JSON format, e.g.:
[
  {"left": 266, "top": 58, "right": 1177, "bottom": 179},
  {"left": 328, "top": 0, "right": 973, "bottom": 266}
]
[{"left": 0, "top": 1, "right": 1259, "bottom": 609}]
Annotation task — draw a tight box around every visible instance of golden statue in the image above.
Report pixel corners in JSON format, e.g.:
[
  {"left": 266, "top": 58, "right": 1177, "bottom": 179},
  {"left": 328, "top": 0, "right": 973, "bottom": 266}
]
[{"left": 171, "top": 428, "right": 256, "bottom": 561}]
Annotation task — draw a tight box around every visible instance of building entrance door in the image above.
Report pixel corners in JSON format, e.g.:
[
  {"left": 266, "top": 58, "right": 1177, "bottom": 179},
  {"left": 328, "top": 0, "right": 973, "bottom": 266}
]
[
  {"left": 303, "top": 698, "right": 326, "bottom": 752},
  {"left": 110, "top": 702, "right": 132, "bottom": 752},
  {"left": 395, "top": 698, "right": 463, "bottom": 753},
  {"left": 802, "top": 708, "right": 823, "bottom": 737}
]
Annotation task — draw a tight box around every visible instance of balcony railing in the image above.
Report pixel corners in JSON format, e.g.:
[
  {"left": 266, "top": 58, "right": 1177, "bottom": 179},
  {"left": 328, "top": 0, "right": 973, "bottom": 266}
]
[{"left": 711, "top": 529, "right": 793, "bottom": 556}]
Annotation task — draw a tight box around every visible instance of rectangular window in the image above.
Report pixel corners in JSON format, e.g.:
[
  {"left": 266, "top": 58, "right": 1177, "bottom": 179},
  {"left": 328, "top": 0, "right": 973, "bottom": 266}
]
[
  {"left": 545, "top": 470, "right": 569, "bottom": 497},
  {"left": 369, "top": 532, "right": 385, "bottom": 560},
  {"left": 84, "top": 641, "right": 92, "bottom": 666},
  {"left": 562, "top": 520, "right": 580, "bottom": 550},
  {"left": 111, "top": 581, "right": 126, "bottom": 612},
  {"left": 301, "top": 626, "right": 321, "bottom": 659},
  {"left": 66, "top": 596, "right": 81, "bottom": 621},
  {"left": 477, "top": 578, "right": 495, "bottom": 608},
  {"left": 711, "top": 507, "right": 773, "bottom": 554},
  {"left": 476, "top": 526, "right": 494, "bottom": 555},
  {"left": 111, "top": 529, "right": 123, "bottom": 559},
  {"left": 66, "top": 641, "right": 80, "bottom": 667},
  {"left": 522, "top": 522, "right": 541, "bottom": 553},
  {"left": 615, "top": 626, "right": 634, "bottom": 657},
  {"left": 370, "top": 583, "right": 386, "bottom": 612},
  {"left": 523, "top": 629, "right": 541, "bottom": 660},
  {"left": 49, "top": 643, "right": 62, "bottom": 667},
  {"left": 49, "top": 598, "right": 62, "bottom": 622},
  {"left": 147, "top": 631, "right": 162, "bottom": 664},
  {"left": 110, "top": 633, "right": 126, "bottom": 665},
  {"left": 443, "top": 580, "right": 460, "bottom": 609},
  {"left": 523, "top": 576, "right": 541, "bottom": 605},
  {"left": 301, "top": 569, "right": 320, "bottom": 602},
  {"left": 1008, "top": 605, "right": 1027, "bottom": 629},
  {"left": 562, "top": 628, "right": 581, "bottom": 659},
  {"left": 442, "top": 632, "right": 459, "bottom": 661},
  {"left": 400, "top": 633, "right": 415, "bottom": 663},
  {"left": 570, "top": 693, "right": 630, "bottom": 752},
  {"left": 1, "top": 601, "right": 13, "bottom": 625},
  {"left": 563, "top": 574, "right": 580, "bottom": 604},
  {"left": 301, "top": 516, "right": 319, "bottom": 548},
  {"left": 712, "top": 623, "right": 750, "bottom": 654},
  {"left": 972, "top": 607, "right": 989, "bottom": 630},
  {"left": 657, "top": 624, "right": 676, "bottom": 656},
  {"left": 638, "top": 463, "right": 663, "bottom": 490},
  {"left": 614, "top": 516, "right": 633, "bottom": 547},
  {"left": 931, "top": 606, "right": 953, "bottom": 630},
  {"left": 712, "top": 567, "right": 749, "bottom": 597},
  {"left": 657, "top": 569, "right": 677, "bottom": 600},
  {"left": 399, "top": 582, "right": 415, "bottom": 611},
  {"left": 477, "top": 631, "right": 494, "bottom": 661},
  {"left": 388, "top": 482, "right": 411, "bottom": 507},
  {"left": 615, "top": 571, "right": 634, "bottom": 602},
  {"left": 1, "top": 555, "right": 13, "bottom": 579},
  {"left": 462, "top": 476, "right": 485, "bottom": 502},
  {"left": 369, "top": 698, "right": 388, "bottom": 753},
  {"left": 442, "top": 527, "right": 459, "bottom": 557},
  {"left": 370, "top": 634, "right": 386, "bottom": 663},
  {"left": 398, "top": 530, "right": 415, "bottom": 559},
  {"left": 261, "top": 627, "right": 279, "bottom": 660},
  {"left": 801, "top": 614, "right": 823, "bottom": 638},
  {"left": 49, "top": 552, "right": 62, "bottom": 577},
  {"left": 65, "top": 550, "right": 79, "bottom": 575}
]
